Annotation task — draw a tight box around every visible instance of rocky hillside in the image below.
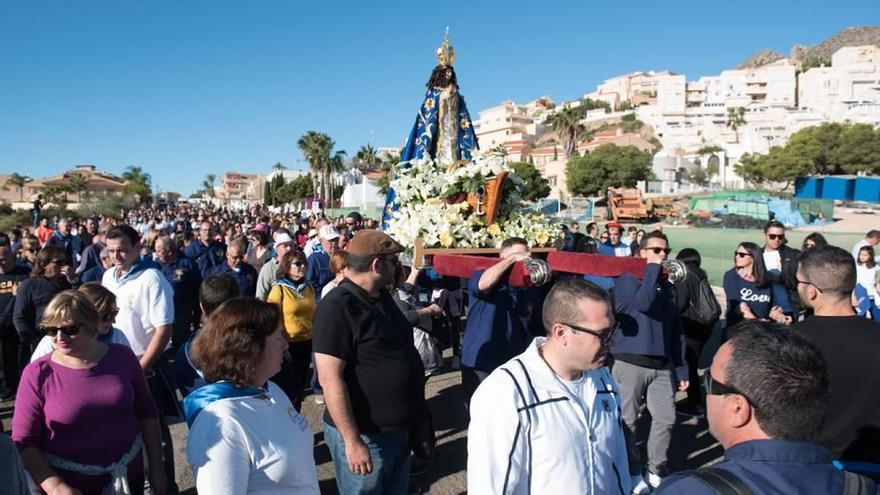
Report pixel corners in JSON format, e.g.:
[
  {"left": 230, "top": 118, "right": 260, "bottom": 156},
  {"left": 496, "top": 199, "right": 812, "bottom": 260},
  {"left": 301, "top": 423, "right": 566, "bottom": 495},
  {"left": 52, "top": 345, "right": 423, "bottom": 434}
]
[{"left": 737, "top": 26, "right": 880, "bottom": 69}]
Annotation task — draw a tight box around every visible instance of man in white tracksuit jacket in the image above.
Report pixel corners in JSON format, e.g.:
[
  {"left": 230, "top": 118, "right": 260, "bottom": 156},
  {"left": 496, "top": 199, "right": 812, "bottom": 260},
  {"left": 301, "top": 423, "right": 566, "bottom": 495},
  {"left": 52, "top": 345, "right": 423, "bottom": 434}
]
[{"left": 468, "top": 278, "right": 632, "bottom": 495}]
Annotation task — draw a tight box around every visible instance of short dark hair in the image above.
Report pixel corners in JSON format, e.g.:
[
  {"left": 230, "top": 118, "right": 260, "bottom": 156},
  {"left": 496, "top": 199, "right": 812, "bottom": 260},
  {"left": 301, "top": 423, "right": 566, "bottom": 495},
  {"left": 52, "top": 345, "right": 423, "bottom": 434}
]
[
  {"left": 763, "top": 220, "right": 785, "bottom": 233},
  {"left": 542, "top": 278, "right": 612, "bottom": 334},
  {"left": 346, "top": 252, "right": 376, "bottom": 273},
  {"left": 199, "top": 273, "right": 241, "bottom": 316},
  {"left": 192, "top": 298, "right": 282, "bottom": 387},
  {"left": 501, "top": 237, "right": 528, "bottom": 251},
  {"left": 637, "top": 231, "right": 669, "bottom": 251},
  {"left": 798, "top": 245, "right": 856, "bottom": 299},
  {"left": 724, "top": 320, "right": 829, "bottom": 442},
  {"left": 106, "top": 225, "right": 140, "bottom": 246},
  {"left": 676, "top": 247, "right": 702, "bottom": 269},
  {"left": 866, "top": 230, "right": 880, "bottom": 240}
]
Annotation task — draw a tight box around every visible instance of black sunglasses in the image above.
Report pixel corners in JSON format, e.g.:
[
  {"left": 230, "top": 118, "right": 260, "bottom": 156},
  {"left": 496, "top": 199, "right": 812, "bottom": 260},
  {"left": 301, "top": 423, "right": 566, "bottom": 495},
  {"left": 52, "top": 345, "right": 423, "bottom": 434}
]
[
  {"left": 767, "top": 234, "right": 785, "bottom": 241},
  {"left": 103, "top": 307, "right": 119, "bottom": 321},
  {"left": 734, "top": 251, "right": 752, "bottom": 258},
  {"left": 797, "top": 278, "right": 826, "bottom": 293},
  {"left": 644, "top": 247, "right": 671, "bottom": 255},
  {"left": 562, "top": 322, "right": 618, "bottom": 346},
  {"left": 41, "top": 325, "right": 80, "bottom": 337},
  {"left": 703, "top": 369, "right": 754, "bottom": 405}
]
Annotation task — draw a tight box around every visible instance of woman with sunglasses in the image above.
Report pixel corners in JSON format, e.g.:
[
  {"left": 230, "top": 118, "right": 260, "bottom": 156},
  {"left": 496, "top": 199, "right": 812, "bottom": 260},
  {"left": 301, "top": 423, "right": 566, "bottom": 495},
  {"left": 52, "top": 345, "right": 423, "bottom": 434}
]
[
  {"left": 30, "top": 282, "right": 131, "bottom": 362},
  {"left": 12, "top": 290, "right": 165, "bottom": 495},
  {"left": 19, "top": 236, "right": 40, "bottom": 270},
  {"left": 267, "top": 249, "right": 316, "bottom": 408},
  {"left": 13, "top": 246, "right": 73, "bottom": 364},
  {"left": 723, "top": 242, "right": 792, "bottom": 327}
]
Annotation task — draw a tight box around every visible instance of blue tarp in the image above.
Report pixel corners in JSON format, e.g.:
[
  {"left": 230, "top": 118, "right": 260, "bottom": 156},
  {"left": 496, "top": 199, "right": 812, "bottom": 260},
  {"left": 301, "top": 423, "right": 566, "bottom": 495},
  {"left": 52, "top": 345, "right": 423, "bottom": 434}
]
[{"left": 767, "top": 198, "right": 806, "bottom": 227}]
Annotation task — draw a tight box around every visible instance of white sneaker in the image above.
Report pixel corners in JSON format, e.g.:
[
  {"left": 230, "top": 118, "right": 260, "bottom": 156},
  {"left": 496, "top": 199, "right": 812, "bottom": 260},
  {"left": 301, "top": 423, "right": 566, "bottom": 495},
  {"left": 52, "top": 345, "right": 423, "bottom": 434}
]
[
  {"left": 631, "top": 476, "right": 650, "bottom": 495},
  {"left": 647, "top": 470, "right": 664, "bottom": 489}
]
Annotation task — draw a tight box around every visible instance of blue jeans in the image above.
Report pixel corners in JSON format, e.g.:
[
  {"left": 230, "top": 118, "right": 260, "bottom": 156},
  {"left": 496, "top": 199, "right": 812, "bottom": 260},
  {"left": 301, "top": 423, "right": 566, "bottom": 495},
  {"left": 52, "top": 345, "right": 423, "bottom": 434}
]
[{"left": 323, "top": 421, "right": 410, "bottom": 495}]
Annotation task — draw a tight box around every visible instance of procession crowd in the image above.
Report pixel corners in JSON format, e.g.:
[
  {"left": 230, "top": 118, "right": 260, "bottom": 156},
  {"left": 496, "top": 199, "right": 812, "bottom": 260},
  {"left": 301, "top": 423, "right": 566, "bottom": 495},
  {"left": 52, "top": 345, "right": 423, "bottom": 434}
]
[{"left": 0, "top": 202, "right": 879, "bottom": 495}]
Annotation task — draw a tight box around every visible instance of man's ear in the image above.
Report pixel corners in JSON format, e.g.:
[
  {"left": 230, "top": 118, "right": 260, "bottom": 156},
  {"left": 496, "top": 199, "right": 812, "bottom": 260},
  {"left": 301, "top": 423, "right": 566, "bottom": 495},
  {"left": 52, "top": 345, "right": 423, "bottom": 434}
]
[{"left": 728, "top": 394, "right": 754, "bottom": 429}]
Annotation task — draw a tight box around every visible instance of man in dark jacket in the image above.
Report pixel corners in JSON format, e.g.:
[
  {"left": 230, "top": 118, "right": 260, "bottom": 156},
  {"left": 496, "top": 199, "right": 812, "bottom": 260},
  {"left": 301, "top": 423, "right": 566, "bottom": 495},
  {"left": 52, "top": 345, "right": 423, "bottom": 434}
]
[
  {"left": 657, "top": 321, "right": 877, "bottom": 494},
  {"left": 155, "top": 236, "right": 202, "bottom": 351},
  {"left": 44, "top": 218, "right": 83, "bottom": 272},
  {"left": 761, "top": 220, "right": 801, "bottom": 317},
  {"left": 0, "top": 244, "right": 30, "bottom": 399},
  {"left": 610, "top": 231, "right": 688, "bottom": 493},
  {"left": 184, "top": 221, "right": 226, "bottom": 278}
]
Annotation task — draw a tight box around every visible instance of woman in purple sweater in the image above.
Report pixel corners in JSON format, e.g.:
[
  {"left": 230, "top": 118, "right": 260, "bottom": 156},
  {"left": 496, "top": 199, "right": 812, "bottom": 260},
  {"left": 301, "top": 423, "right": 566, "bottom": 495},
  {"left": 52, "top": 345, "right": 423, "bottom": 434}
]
[{"left": 12, "top": 290, "right": 165, "bottom": 495}]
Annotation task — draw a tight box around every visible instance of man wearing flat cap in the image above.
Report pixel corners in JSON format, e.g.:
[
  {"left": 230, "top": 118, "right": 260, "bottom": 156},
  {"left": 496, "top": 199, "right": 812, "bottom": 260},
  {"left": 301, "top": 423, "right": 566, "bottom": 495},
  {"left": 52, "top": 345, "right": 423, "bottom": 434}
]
[{"left": 314, "top": 230, "right": 425, "bottom": 495}]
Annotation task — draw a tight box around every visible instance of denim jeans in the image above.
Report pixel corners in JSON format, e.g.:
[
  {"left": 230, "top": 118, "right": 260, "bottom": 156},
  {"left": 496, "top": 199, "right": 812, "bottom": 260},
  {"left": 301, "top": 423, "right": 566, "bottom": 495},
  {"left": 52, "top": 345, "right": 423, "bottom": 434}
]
[{"left": 323, "top": 421, "right": 410, "bottom": 495}]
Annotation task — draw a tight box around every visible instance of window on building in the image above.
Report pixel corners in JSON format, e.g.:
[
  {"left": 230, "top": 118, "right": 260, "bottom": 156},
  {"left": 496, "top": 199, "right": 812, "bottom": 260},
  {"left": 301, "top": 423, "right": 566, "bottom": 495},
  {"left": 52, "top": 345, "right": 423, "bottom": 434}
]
[{"left": 548, "top": 176, "right": 557, "bottom": 187}]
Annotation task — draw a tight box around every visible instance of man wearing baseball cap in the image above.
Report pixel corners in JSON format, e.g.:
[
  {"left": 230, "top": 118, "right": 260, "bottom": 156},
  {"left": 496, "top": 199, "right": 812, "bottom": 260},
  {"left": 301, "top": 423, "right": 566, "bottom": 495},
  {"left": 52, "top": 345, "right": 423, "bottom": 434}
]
[
  {"left": 307, "top": 225, "right": 339, "bottom": 299},
  {"left": 314, "top": 230, "right": 425, "bottom": 495},
  {"left": 255, "top": 230, "right": 298, "bottom": 300}
]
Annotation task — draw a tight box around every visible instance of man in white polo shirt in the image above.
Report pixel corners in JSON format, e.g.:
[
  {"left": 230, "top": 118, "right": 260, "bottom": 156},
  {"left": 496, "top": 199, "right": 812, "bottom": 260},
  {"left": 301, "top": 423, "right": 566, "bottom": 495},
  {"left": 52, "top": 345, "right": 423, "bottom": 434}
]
[{"left": 103, "top": 224, "right": 179, "bottom": 493}]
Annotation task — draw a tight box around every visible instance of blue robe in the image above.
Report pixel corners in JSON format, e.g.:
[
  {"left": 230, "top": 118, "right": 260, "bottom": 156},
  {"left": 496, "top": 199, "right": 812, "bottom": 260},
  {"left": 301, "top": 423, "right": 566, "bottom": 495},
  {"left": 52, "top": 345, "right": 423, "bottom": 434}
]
[{"left": 381, "top": 86, "right": 479, "bottom": 229}]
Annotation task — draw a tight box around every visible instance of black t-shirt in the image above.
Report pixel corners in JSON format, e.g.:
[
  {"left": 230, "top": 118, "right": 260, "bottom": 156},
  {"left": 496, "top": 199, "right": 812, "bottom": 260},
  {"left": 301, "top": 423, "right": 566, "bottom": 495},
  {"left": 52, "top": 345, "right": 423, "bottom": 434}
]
[
  {"left": 313, "top": 279, "right": 425, "bottom": 433},
  {"left": 794, "top": 315, "right": 880, "bottom": 462},
  {"left": 0, "top": 266, "right": 31, "bottom": 335}
]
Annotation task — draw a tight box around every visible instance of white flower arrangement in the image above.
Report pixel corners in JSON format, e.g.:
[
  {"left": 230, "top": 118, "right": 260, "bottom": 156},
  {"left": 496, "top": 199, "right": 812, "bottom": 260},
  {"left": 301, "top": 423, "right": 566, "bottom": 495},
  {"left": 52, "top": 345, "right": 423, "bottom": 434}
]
[{"left": 386, "top": 151, "right": 561, "bottom": 250}]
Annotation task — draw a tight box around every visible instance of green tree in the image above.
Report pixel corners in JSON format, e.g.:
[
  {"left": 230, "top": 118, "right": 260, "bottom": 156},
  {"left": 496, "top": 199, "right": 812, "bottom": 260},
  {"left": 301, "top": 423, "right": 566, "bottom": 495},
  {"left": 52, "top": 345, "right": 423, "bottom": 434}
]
[
  {"left": 834, "top": 123, "right": 880, "bottom": 175},
  {"left": 121, "top": 166, "right": 152, "bottom": 203},
  {"left": 272, "top": 162, "right": 287, "bottom": 173},
  {"left": 509, "top": 161, "right": 550, "bottom": 201},
  {"left": 267, "top": 174, "right": 285, "bottom": 206},
  {"left": 697, "top": 145, "right": 724, "bottom": 155},
  {"left": 263, "top": 181, "right": 272, "bottom": 206},
  {"left": 66, "top": 174, "right": 89, "bottom": 202},
  {"left": 376, "top": 149, "right": 401, "bottom": 195},
  {"left": 202, "top": 174, "right": 217, "bottom": 199},
  {"left": 273, "top": 175, "right": 314, "bottom": 204},
  {"left": 3, "top": 172, "right": 30, "bottom": 201},
  {"left": 566, "top": 144, "right": 653, "bottom": 196},
  {"left": 547, "top": 106, "right": 586, "bottom": 159},
  {"left": 726, "top": 107, "right": 747, "bottom": 143},
  {"left": 40, "top": 184, "right": 65, "bottom": 205},
  {"left": 355, "top": 144, "right": 380, "bottom": 170},
  {"left": 297, "top": 131, "right": 346, "bottom": 204}
]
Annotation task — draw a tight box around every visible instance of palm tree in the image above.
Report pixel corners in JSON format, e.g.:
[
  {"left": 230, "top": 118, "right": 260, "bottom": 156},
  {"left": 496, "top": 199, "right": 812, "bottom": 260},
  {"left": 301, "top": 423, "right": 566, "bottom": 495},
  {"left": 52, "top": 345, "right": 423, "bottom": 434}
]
[
  {"left": 355, "top": 144, "right": 379, "bottom": 170},
  {"left": 65, "top": 174, "right": 89, "bottom": 202},
  {"left": 122, "top": 166, "right": 152, "bottom": 203},
  {"left": 297, "top": 131, "right": 329, "bottom": 200},
  {"left": 202, "top": 174, "right": 217, "bottom": 199},
  {"left": 3, "top": 172, "right": 30, "bottom": 201},
  {"left": 726, "top": 107, "right": 747, "bottom": 143},
  {"left": 272, "top": 162, "right": 287, "bottom": 172},
  {"left": 298, "top": 131, "right": 345, "bottom": 204},
  {"left": 547, "top": 106, "right": 586, "bottom": 159},
  {"left": 327, "top": 150, "right": 347, "bottom": 207}
]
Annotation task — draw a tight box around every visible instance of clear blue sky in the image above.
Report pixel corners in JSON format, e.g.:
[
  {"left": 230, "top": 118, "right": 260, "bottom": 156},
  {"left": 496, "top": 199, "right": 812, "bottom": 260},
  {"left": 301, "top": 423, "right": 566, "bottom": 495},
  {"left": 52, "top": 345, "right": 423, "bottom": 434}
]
[{"left": 1, "top": 1, "right": 878, "bottom": 195}]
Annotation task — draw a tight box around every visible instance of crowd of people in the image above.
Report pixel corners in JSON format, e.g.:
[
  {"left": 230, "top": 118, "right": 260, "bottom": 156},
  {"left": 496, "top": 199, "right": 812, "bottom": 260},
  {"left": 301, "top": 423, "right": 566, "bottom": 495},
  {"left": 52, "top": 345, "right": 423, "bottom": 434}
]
[{"left": 0, "top": 202, "right": 879, "bottom": 494}]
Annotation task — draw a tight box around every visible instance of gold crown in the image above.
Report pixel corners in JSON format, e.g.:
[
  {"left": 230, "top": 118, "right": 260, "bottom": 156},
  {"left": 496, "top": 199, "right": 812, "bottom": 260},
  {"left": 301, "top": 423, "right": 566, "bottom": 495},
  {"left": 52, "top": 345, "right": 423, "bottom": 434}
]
[{"left": 436, "top": 27, "right": 455, "bottom": 66}]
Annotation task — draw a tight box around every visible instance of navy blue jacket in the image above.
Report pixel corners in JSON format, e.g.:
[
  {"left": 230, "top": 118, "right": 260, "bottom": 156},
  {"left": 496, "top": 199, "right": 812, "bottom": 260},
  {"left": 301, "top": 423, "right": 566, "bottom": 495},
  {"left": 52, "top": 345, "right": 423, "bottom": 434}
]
[
  {"left": 184, "top": 240, "right": 226, "bottom": 278},
  {"left": 722, "top": 269, "right": 792, "bottom": 327},
  {"left": 461, "top": 269, "right": 546, "bottom": 372},
  {"left": 610, "top": 263, "right": 688, "bottom": 380},
  {"left": 157, "top": 256, "right": 202, "bottom": 326},
  {"left": 45, "top": 232, "right": 83, "bottom": 269},
  {"left": 79, "top": 264, "right": 105, "bottom": 284},
  {"left": 655, "top": 440, "right": 873, "bottom": 494},
  {"left": 207, "top": 262, "right": 257, "bottom": 298},
  {"left": 306, "top": 251, "right": 333, "bottom": 299}
]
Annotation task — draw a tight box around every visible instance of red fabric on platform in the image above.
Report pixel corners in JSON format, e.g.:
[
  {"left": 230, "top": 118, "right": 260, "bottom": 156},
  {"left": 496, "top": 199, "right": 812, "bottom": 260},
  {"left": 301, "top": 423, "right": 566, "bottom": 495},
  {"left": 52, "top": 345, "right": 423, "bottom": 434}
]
[
  {"left": 546, "top": 252, "right": 647, "bottom": 278},
  {"left": 431, "top": 254, "right": 532, "bottom": 287}
]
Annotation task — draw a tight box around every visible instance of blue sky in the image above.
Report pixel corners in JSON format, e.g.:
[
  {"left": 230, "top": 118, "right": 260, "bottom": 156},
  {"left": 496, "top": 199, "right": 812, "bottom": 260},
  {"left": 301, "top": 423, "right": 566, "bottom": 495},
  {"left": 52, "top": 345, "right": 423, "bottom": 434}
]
[{"left": 1, "top": 1, "right": 878, "bottom": 195}]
